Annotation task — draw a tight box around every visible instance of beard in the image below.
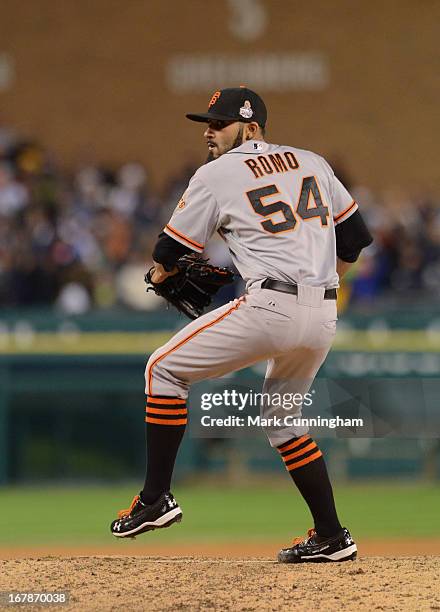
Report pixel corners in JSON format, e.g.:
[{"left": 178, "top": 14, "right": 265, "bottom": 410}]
[
  {"left": 205, "top": 124, "right": 244, "bottom": 164},
  {"left": 231, "top": 124, "right": 244, "bottom": 151},
  {"left": 205, "top": 150, "right": 215, "bottom": 164}
]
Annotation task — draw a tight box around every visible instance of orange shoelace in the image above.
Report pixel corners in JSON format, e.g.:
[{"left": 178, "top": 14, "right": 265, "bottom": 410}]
[
  {"left": 117, "top": 495, "right": 140, "bottom": 519},
  {"left": 292, "top": 528, "right": 316, "bottom": 546}
]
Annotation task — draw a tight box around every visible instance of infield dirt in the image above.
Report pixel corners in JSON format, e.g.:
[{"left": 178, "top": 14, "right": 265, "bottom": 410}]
[{"left": 0, "top": 556, "right": 439, "bottom": 611}]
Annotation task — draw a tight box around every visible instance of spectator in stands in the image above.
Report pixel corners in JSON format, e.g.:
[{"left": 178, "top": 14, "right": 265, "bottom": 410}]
[{"left": 0, "top": 162, "right": 28, "bottom": 217}]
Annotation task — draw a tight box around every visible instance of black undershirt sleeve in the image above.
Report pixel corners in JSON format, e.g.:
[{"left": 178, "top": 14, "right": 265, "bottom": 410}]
[
  {"left": 152, "top": 232, "right": 195, "bottom": 271},
  {"left": 335, "top": 210, "right": 373, "bottom": 263}
]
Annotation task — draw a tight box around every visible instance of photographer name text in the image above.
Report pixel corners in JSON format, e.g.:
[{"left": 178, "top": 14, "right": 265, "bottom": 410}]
[{"left": 201, "top": 415, "right": 363, "bottom": 429}]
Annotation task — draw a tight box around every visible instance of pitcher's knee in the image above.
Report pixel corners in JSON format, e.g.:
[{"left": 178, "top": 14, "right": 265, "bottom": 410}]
[
  {"left": 145, "top": 350, "right": 188, "bottom": 397},
  {"left": 262, "top": 412, "right": 309, "bottom": 448}
]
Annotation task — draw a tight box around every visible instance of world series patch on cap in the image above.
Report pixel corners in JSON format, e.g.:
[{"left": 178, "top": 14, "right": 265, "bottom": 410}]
[{"left": 186, "top": 87, "right": 267, "bottom": 128}]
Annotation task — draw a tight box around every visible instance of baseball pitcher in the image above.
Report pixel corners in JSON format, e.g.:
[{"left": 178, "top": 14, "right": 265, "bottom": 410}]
[{"left": 110, "top": 87, "right": 373, "bottom": 563}]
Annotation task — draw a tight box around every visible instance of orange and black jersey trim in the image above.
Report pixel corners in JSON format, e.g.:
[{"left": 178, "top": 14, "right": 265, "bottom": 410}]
[
  {"left": 164, "top": 224, "right": 204, "bottom": 252},
  {"left": 333, "top": 200, "right": 358, "bottom": 225}
]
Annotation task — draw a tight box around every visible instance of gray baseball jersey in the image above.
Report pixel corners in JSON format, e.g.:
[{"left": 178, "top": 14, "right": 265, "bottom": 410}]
[{"left": 164, "top": 140, "right": 357, "bottom": 289}]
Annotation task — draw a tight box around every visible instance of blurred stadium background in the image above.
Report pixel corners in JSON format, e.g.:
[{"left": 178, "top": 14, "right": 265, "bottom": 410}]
[{"left": 0, "top": 0, "right": 439, "bottom": 555}]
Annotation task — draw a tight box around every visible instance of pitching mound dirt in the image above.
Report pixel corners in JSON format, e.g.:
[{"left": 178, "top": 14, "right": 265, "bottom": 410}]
[{"left": 0, "top": 556, "right": 439, "bottom": 611}]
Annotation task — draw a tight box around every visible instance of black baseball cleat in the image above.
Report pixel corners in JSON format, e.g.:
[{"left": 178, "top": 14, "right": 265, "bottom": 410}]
[
  {"left": 278, "top": 527, "right": 357, "bottom": 563},
  {"left": 111, "top": 492, "right": 183, "bottom": 538}
]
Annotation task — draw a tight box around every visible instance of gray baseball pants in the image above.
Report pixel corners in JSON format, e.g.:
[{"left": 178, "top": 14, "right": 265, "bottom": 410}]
[{"left": 145, "top": 283, "right": 337, "bottom": 446}]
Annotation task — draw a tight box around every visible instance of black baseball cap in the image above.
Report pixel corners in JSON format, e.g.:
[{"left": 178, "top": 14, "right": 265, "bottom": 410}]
[{"left": 186, "top": 87, "right": 267, "bottom": 128}]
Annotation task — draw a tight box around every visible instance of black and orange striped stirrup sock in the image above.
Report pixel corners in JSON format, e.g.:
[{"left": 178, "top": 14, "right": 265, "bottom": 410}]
[
  {"left": 277, "top": 435, "right": 342, "bottom": 538},
  {"left": 277, "top": 434, "right": 322, "bottom": 471},
  {"left": 145, "top": 396, "right": 188, "bottom": 426},
  {"left": 142, "top": 395, "right": 187, "bottom": 505}
]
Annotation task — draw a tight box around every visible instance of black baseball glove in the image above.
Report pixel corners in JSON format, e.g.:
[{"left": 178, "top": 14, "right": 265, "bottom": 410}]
[{"left": 145, "top": 254, "right": 235, "bottom": 319}]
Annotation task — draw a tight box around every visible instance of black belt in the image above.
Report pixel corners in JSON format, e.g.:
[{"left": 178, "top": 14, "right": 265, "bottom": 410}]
[{"left": 261, "top": 279, "right": 337, "bottom": 300}]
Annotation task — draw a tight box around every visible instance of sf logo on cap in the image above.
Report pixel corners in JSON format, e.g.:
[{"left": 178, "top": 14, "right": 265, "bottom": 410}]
[
  {"left": 239, "top": 100, "right": 253, "bottom": 119},
  {"left": 209, "top": 91, "right": 221, "bottom": 107}
]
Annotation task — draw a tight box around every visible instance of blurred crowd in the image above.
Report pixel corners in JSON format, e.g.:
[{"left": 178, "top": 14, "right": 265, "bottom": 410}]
[
  {"left": 0, "top": 125, "right": 439, "bottom": 313},
  {"left": 345, "top": 184, "right": 440, "bottom": 306}
]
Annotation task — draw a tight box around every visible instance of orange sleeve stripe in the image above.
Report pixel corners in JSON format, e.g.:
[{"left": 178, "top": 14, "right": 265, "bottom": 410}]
[
  {"left": 165, "top": 224, "right": 204, "bottom": 250},
  {"left": 146, "top": 407, "right": 187, "bottom": 415},
  {"left": 334, "top": 200, "right": 357, "bottom": 223},
  {"left": 147, "top": 297, "right": 245, "bottom": 395},
  {"left": 147, "top": 397, "right": 186, "bottom": 405},
  {"left": 282, "top": 441, "right": 317, "bottom": 463},
  {"left": 145, "top": 417, "right": 188, "bottom": 426},
  {"left": 278, "top": 435, "right": 310, "bottom": 454},
  {"left": 286, "top": 450, "right": 323, "bottom": 471}
]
